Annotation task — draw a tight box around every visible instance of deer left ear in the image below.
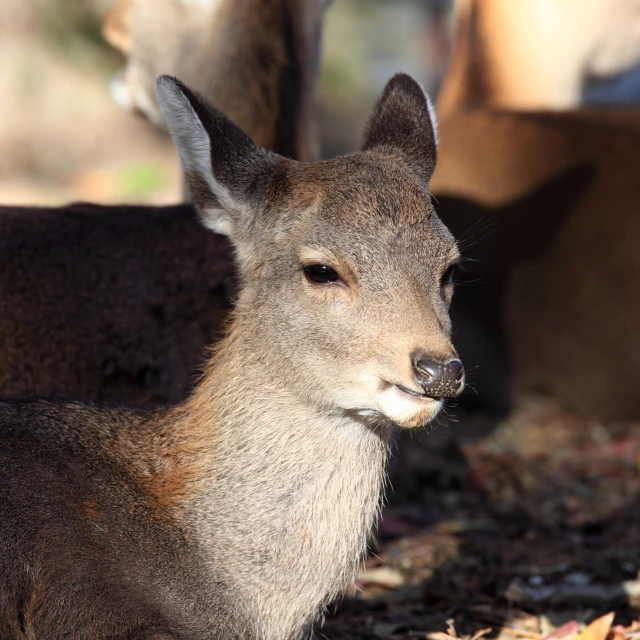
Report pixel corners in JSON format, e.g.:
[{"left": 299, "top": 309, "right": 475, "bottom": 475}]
[
  {"left": 362, "top": 73, "right": 438, "bottom": 186},
  {"left": 156, "top": 75, "right": 274, "bottom": 238}
]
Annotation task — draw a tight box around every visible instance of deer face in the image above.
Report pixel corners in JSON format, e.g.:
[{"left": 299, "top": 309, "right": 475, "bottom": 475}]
[{"left": 157, "top": 73, "right": 464, "bottom": 429}]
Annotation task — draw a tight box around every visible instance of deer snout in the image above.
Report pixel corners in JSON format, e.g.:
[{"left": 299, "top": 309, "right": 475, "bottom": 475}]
[{"left": 412, "top": 353, "right": 465, "bottom": 399}]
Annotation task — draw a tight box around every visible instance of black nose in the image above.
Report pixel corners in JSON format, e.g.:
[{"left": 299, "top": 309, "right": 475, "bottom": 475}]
[{"left": 412, "top": 354, "right": 465, "bottom": 399}]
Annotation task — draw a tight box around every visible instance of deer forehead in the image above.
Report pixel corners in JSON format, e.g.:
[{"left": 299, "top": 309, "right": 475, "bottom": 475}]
[
  {"left": 267, "top": 154, "right": 450, "bottom": 251},
  {"left": 291, "top": 154, "right": 434, "bottom": 220}
]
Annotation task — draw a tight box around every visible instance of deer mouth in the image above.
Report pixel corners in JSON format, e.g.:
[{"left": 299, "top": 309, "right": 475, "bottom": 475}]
[
  {"left": 383, "top": 383, "right": 443, "bottom": 407},
  {"left": 376, "top": 382, "right": 444, "bottom": 428},
  {"left": 391, "top": 382, "right": 448, "bottom": 402},
  {"left": 395, "top": 384, "right": 431, "bottom": 399},
  {"left": 379, "top": 378, "right": 439, "bottom": 402}
]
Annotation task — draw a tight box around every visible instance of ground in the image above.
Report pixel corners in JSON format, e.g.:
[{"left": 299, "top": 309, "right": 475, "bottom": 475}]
[{"left": 319, "top": 397, "right": 640, "bottom": 640}]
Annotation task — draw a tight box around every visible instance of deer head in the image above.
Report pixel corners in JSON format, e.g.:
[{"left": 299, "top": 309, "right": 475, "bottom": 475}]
[{"left": 157, "top": 73, "right": 464, "bottom": 429}]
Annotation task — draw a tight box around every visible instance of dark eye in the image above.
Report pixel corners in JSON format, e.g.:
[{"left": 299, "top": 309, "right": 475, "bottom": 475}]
[
  {"left": 303, "top": 264, "right": 340, "bottom": 284},
  {"left": 441, "top": 265, "right": 456, "bottom": 286}
]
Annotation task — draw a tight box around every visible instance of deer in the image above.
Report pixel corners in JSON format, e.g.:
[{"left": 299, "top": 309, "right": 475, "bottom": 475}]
[
  {"left": 0, "top": 202, "right": 236, "bottom": 405},
  {"left": 437, "top": 0, "right": 640, "bottom": 118},
  {"left": 102, "top": 0, "right": 328, "bottom": 163},
  {"left": 425, "top": 0, "right": 640, "bottom": 420},
  {"left": 430, "top": 107, "right": 640, "bottom": 421},
  {"left": 0, "top": 73, "right": 464, "bottom": 639}
]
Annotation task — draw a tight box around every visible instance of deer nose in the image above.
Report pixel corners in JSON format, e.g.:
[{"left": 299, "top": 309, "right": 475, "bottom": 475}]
[{"left": 412, "top": 354, "right": 465, "bottom": 399}]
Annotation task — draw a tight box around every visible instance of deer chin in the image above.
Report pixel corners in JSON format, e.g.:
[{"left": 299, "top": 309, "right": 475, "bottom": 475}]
[{"left": 376, "top": 384, "right": 443, "bottom": 429}]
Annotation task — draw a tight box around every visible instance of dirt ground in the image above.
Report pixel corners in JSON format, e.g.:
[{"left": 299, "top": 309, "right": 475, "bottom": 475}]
[{"left": 318, "top": 397, "right": 640, "bottom": 639}]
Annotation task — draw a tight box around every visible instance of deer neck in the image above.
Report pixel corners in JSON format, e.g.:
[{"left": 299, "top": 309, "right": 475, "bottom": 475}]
[
  {"left": 198, "top": 0, "right": 319, "bottom": 162},
  {"left": 163, "top": 320, "right": 392, "bottom": 638},
  {"left": 438, "top": 0, "right": 582, "bottom": 117},
  {"left": 437, "top": 0, "right": 494, "bottom": 118}
]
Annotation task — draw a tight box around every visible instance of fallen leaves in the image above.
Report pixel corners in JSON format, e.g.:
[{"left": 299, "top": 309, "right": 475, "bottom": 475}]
[{"left": 425, "top": 612, "right": 618, "bottom": 640}]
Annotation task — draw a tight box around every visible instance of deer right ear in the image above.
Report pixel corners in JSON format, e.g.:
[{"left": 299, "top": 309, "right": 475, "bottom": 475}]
[
  {"left": 362, "top": 73, "right": 438, "bottom": 186},
  {"left": 156, "top": 75, "right": 272, "bottom": 237}
]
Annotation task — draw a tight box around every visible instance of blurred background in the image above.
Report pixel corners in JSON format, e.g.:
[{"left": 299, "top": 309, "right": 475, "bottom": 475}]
[
  {"left": 4, "top": 0, "right": 640, "bottom": 206},
  {"left": 3, "top": 0, "right": 456, "bottom": 204},
  {"left": 3, "top": 0, "right": 640, "bottom": 205}
]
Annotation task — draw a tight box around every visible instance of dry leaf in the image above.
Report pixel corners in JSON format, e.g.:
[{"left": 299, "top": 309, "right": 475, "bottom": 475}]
[
  {"left": 609, "top": 629, "right": 627, "bottom": 640},
  {"left": 357, "top": 566, "right": 404, "bottom": 589},
  {"left": 542, "top": 620, "right": 580, "bottom": 640},
  {"left": 576, "top": 613, "right": 615, "bottom": 640},
  {"left": 620, "top": 622, "right": 640, "bottom": 634},
  {"left": 427, "top": 632, "right": 458, "bottom": 640},
  {"left": 470, "top": 628, "right": 493, "bottom": 640}
]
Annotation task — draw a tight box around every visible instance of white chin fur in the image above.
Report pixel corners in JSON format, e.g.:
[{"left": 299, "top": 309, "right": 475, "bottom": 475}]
[{"left": 376, "top": 385, "right": 442, "bottom": 428}]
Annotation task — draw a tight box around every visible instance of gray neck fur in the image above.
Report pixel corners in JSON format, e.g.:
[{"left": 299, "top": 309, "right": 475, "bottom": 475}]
[{"left": 181, "top": 334, "right": 391, "bottom": 639}]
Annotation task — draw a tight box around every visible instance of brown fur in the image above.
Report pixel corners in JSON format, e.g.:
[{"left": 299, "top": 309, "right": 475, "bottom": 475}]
[
  {"left": 432, "top": 108, "right": 640, "bottom": 420},
  {"left": 103, "top": 0, "right": 327, "bottom": 161},
  {"left": 0, "top": 74, "right": 461, "bottom": 639},
  {"left": 434, "top": 0, "right": 640, "bottom": 418},
  {"left": 0, "top": 202, "right": 235, "bottom": 404}
]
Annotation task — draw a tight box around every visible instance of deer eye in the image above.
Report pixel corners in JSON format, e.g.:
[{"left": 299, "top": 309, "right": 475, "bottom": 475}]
[
  {"left": 441, "top": 265, "right": 456, "bottom": 286},
  {"left": 303, "top": 264, "right": 340, "bottom": 284}
]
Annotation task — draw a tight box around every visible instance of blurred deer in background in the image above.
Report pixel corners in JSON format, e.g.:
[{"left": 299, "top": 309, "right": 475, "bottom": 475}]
[
  {"left": 428, "top": 0, "right": 640, "bottom": 421},
  {"left": 437, "top": 0, "right": 640, "bottom": 118},
  {"left": 0, "top": 73, "right": 463, "bottom": 640},
  {"left": 432, "top": 102, "right": 640, "bottom": 421},
  {"left": 103, "top": 0, "right": 329, "bottom": 161},
  {"left": 0, "top": 202, "right": 235, "bottom": 404},
  {"left": 0, "top": 0, "right": 329, "bottom": 405}
]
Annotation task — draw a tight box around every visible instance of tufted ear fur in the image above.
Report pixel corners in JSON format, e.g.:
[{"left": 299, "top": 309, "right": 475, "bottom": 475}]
[
  {"left": 362, "top": 73, "right": 438, "bottom": 186},
  {"left": 156, "top": 75, "right": 273, "bottom": 237}
]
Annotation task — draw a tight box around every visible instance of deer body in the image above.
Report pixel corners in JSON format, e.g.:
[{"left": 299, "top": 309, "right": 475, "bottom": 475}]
[
  {"left": 0, "top": 203, "right": 234, "bottom": 404},
  {"left": 437, "top": 0, "right": 640, "bottom": 117},
  {"left": 0, "top": 374, "right": 389, "bottom": 639},
  {"left": 430, "top": 0, "right": 640, "bottom": 418},
  {"left": 0, "top": 75, "right": 462, "bottom": 638},
  {"left": 432, "top": 108, "right": 640, "bottom": 419},
  {"left": 103, "top": 0, "right": 326, "bottom": 161}
]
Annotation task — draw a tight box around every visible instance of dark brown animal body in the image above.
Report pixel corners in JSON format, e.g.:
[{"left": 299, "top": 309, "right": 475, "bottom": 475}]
[
  {"left": 0, "top": 74, "right": 462, "bottom": 639},
  {"left": 0, "top": 203, "right": 234, "bottom": 404},
  {"left": 0, "top": 400, "right": 235, "bottom": 639},
  {"left": 432, "top": 0, "right": 640, "bottom": 419},
  {"left": 433, "top": 108, "right": 640, "bottom": 419}
]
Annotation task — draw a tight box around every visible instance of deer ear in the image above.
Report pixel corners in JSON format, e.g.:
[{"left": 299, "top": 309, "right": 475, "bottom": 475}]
[
  {"left": 362, "top": 73, "right": 438, "bottom": 186},
  {"left": 156, "top": 75, "right": 272, "bottom": 236}
]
